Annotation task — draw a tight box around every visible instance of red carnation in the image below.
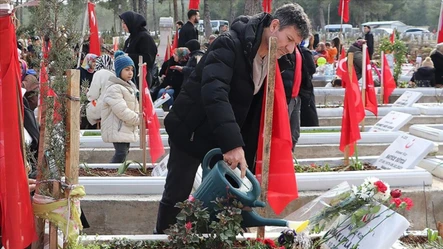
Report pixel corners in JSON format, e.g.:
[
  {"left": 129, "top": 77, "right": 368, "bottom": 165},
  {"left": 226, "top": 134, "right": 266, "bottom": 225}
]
[
  {"left": 390, "top": 189, "right": 402, "bottom": 198},
  {"left": 374, "top": 181, "right": 388, "bottom": 193},
  {"left": 264, "top": 238, "right": 276, "bottom": 247},
  {"left": 185, "top": 221, "right": 192, "bottom": 231},
  {"left": 188, "top": 195, "right": 195, "bottom": 202},
  {"left": 402, "top": 197, "right": 414, "bottom": 210},
  {"left": 391, "top": 198, "right": 402, "bottom": 208}
]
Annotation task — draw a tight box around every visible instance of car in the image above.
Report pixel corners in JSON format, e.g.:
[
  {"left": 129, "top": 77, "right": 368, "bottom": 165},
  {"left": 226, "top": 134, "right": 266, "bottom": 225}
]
[
  {"left": 372, "top": 28, "right": 393, "bottom": 36},
  {"left": 403, "top": 28, "right": 430, "bottom": 36},
  {"left": 198, "top": 20, "right": 229, "bottom": 33}
]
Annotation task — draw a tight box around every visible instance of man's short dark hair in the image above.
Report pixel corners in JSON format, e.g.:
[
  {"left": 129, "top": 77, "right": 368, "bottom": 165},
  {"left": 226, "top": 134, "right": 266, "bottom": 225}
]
[
  {"left": 187, "top": 9, "right": 199, "bottom": 19},
  {"left": 176, "top": 21, "right": 184, "bottom": 26},
  {"left": 273, "top": 3, "right": 311, "bottom": 40},
  {"left": 363, "top": 25, "right": 371, "bottom": 30}
]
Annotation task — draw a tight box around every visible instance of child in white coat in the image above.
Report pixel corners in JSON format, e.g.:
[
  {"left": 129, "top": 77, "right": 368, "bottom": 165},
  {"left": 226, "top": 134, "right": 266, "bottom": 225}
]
[{"left": 101, "top": 51, "right": 140, "bottom": 163}]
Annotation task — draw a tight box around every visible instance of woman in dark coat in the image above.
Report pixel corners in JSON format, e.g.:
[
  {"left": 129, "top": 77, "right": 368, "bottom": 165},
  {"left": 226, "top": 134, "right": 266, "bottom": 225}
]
[
  {"left": 430, "top": 43, "right": 443, "bottom": 87},
  {"left": 119, "top": 11, "right": 158, "bottom": 87}
]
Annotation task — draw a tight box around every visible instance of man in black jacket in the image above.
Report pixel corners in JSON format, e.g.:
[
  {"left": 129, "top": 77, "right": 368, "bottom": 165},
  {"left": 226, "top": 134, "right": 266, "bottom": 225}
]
[
  {"left": 155, "top": 3, "right": 311, "bottom": 233},
  {"left": 364, "top": 25, "right": 374, "bottom": 60},
  {"left": 178, "top": 9, "right": 199, "bottom": 47},
  {"left": 119, "top": 11, "right": 158, "bottom": 87}
]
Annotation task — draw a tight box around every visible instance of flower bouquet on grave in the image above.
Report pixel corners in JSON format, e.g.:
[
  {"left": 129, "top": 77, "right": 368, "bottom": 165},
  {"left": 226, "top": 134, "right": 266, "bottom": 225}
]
[{"left": 289, "top": 178, "right": 413, "bottom": 249}]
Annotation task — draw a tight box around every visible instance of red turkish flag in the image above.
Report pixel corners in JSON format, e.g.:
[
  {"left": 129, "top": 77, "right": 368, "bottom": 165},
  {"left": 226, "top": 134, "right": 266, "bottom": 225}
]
[
  {"left": 88, "top": 2, "right": 101, "bottom": 56},
  {"left": 338, "top": 0, "right": 350, "bottom": 23},
  {"left": 256, "top": 63, "right": 298, "bottom": 215},
  {"left": 336, "top": 55, "right": 347, "bottom": 88},
  {"left": 38, "top": 62, "right": 62, "bottom": 124},
  {"left": 382, "top": 54, "right": 396, "bottom": 104},
  {"left": 438, "top": 1, "right": 443, "bottom": 43},
  {"left": 188, "top": 0, "right": 200, "bottom": 9},
  {"left": 142, "top": 65, "right": 165, "bottom": 163},
  {"left": 0, "top": 15, "right": 37, "bottom": 249},
  {"left": 390, "top": 30, "right": 395, "bottom": 44},
  {"left": 262, "top": 0, "right": 272, "bottom": 13},
  {"left": 364, "top": 48, "right": 378, "bottom": 116},
  {"left": 339, "top": 59, "right": 365, "bottom": 156}
]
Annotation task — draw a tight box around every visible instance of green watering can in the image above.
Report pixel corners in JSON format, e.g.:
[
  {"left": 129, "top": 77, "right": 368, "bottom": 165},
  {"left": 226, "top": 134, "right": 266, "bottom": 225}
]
[{"left": 193, "top": 148, "right": 308, "bottom": 232}]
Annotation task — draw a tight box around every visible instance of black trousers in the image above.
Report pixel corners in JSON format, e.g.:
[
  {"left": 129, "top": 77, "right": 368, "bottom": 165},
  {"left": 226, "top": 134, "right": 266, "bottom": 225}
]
[{"left": 155, "top": 141, "right": 201, "bottom": 234}]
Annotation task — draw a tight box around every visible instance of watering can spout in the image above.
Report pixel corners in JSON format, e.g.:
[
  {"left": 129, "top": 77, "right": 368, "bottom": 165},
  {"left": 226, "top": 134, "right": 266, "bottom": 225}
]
[{"left": 241, "top": 210, "right": 309, "bottom": 232}]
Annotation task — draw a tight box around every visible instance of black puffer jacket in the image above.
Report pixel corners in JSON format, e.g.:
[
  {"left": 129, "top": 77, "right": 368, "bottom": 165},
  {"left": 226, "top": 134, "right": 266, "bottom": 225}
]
[
  {"left": 165, "top": 13, "right": 274, "bottom": 161},
  {"left": 431, "top": 51, "right": 443, "bottom": 85},
  {"left": 410, "top": 67, "right": 435, "bottom": 87},
  {"left": 119, "top": 11, "right": 158, "bottom": 86}
]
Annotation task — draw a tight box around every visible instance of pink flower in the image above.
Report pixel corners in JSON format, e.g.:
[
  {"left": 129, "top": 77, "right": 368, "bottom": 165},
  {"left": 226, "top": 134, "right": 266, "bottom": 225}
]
[
  {"left": 391, "top": 198, "right": 402, "bottom": 208},
  {"left": 390, "top": 189, "right": 402, "bottom": 198},
  {"left": 188, "top": 195, "right": 195, "bottom": 202},
  {"left": 310, "top": 163, "right": 317, "bottom": 168},
  {"left": 185, "top": 221, "right": 192, "bottom": 231},
  {"left": 402, "top": 197, "right": 414, "bottom": 210},
  {"left": 374, "top": 181, "right": 387, "bottom": 193}
]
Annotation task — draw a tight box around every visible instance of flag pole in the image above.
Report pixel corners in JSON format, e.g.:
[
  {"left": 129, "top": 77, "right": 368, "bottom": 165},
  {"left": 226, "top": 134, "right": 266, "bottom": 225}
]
[
  {"left": 344, "top": 52, "right": 354, "bottom": 166},
  {"left": 139, "top": 56, "right": 147, "bottom": 171},
  {"left": 380, "top": 51, "right": 385, "bottom": 104},
  {"left": 438, "top": 0, "right": 443, "bottom": 44},
  {"left": 256, "top": 36, "right": 278, "bottom": 239},
  {"left": 339, "top": 0, "right": 344, "bottom": 44},
  {"left": 361, "top": 44, "right": 367, "bottom": 132},
  {"left": 77, "top": 0, "right": 89, "bottom": 68}
]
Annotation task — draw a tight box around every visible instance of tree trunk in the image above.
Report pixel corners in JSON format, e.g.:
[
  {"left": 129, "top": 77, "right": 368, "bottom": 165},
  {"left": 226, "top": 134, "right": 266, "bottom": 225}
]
[
  {"left": 318, "top": 4, "right": 325, "bottom": 33},
  {"left": 244, "top": 0, "right": 260, "bottom": 16},
  {"left": 229, "top": 0, "right": 235, "bottom": 24},
  {"left": 203, "top": 0, "right": 211, "bottom": 39},
  {"left": 168, "top": 0, "right": 172, "bottom": 17},
  {"left": 139, "top": 0, "right": 146, "bottom": 20},
  {"left": 173, "top": 0, "right": 178, "bottom": 22},
  {"left": 132, "top": 0, "right": 137, "bottom": 12},
  {"left": 181, "top": 0, "right": 185, "bottom": 22},
  {"left": 153, "top": 0, "right": 158, "bottom": 33}
]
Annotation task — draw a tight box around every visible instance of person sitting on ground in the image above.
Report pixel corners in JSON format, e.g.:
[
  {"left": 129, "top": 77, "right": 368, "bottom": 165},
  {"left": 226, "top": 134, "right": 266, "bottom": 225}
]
[
  {"left": 325, "top": 78, "right": 342, "bottom": 88},
  {"left": 430, "top": 43, "right": 443, "bottom": 88},
  {"left": 313, "top": 42, "right": 328, "bottom": 65},
  {"left": 156, "top": 47, "right": 190, "bottom": 110},
  {"left": 409, "top": 57, "right": 435, "bottom": 87},
  {"left": 101, "top": 51, "right": 140, "bottom": 163}
]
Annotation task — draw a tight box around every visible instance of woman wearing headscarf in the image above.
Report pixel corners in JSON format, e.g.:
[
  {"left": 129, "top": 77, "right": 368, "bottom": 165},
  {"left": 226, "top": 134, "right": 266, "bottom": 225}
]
[
  {"left": 157, "top": 47, "right": 190, "bottom": 110},
  {"left": 347, "top": 39, "right": 366, "bottom": 80},
  {"left": 86, "top": 54, "right": 115, "bottom": 126},
  {"left": 77, "top": 53, "right": 98, "bottom": 87}
]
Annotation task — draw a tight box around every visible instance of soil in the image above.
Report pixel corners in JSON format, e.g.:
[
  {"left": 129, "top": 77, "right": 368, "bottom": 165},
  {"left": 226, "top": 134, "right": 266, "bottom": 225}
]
[
  {"left": 399, "top": 234, "right": 429, "bottom": 245},
  {"left": 295, "top": 162, "right": 379, "bottom": 173},
  {"left": 79, "top": 167, "right": 152, "bottom": 176}
]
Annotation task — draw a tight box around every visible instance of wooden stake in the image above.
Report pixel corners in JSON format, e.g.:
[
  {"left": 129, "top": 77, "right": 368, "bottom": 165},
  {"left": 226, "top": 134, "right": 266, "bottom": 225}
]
[
  {"left": 138, "top": 56, "right": 147, "bottom": 171},
  {"left": 256, "top": 36, "right": 278, "bottom": 239},
  {"left": 32, "top": 82, "right": 52, "bottom": 249},
  {"left": 65, "top": 69, "right": 80, "bottom": 186},
  {"left": 62, "top": 69, "right": 81, "bottom": 249}
]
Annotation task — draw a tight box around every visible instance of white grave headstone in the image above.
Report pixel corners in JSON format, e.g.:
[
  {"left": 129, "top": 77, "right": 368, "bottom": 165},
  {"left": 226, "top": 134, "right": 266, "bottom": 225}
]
[
  {"left": 368, "top": 111, "right": 413, "bottom": 132},
  {"left": 326, "top": 205, "right": 410, "bottom": 249},
  {"left": 392, "top": 91, "right": 423, "bottom": 107},
  {"left": 151, "top": 154, "right": 169, "bottom": 177},
  {"left": 374, "top": 134, "right": 434, "bottom": 170}
]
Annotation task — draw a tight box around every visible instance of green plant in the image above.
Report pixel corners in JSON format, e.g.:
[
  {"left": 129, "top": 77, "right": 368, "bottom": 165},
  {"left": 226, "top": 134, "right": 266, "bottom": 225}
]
[
  {"left": 379, "top": 37, "right": 408, "bottom": 84},
  {"left": 82, "top": 131, "right": 101, "bottom": 136},
  {"left": 80, "top": 162, "right": 94, "bottom": 176},
  {"left": 427, "top": 228, "right": 443, "bottom": 244},
  {"left": 117, "top": 160, "right": 148, "bottom": 175}
]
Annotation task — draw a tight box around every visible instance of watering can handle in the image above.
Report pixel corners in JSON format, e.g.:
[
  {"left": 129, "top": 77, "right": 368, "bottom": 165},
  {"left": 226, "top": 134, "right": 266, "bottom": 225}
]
[{"left": 202, "top": 148, "right": 223, "bottom": 178}]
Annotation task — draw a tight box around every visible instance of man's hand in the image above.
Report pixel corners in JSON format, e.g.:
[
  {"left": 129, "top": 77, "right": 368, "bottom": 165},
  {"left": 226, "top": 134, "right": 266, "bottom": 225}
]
[
  {"left": 223, "top": 147, "right": 248, "bottom": 178},
  {"left": 28, "top": 178, "right": 36, "bottom": 192}
]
